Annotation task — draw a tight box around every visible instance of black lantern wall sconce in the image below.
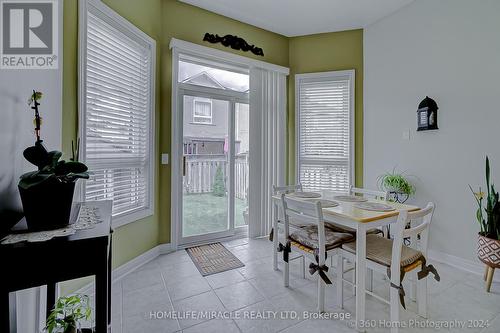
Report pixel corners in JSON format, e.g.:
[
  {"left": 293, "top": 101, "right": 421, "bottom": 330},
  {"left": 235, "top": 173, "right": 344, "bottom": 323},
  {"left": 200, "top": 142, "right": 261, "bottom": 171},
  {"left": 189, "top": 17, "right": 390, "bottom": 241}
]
[{"left": 417, "top": 96, "right": 438, "bottom": 131}]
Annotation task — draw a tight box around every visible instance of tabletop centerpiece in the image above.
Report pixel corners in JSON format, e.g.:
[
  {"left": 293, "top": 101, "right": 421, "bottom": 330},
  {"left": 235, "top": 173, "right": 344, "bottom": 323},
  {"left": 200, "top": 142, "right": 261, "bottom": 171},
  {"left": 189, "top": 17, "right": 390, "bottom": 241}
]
[{"left": 377, "top": 169, "right": 416, "bottom": 203}]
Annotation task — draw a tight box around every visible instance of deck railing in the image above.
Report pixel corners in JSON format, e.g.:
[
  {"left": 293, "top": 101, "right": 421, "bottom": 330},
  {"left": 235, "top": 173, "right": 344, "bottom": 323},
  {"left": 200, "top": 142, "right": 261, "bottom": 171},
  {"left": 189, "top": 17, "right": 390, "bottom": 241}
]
[{"left": 183, "top": 153, "right": 248, "bottom": 200}]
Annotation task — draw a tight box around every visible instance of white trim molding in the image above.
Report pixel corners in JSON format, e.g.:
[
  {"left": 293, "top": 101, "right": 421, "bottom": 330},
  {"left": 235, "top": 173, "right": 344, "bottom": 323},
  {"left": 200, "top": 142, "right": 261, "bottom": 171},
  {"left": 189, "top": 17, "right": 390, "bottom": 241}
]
[
  {"left": 169, "top": 38, "right": 289, "bottom": 75},
  {"left": 429, "top": 249, "right": 500, "bottom": 283},
  {"left": 73, "top": 243, "right": 173, "bottom": 296},
  {"left": 112, "top": 243, "right": 172, "bottom": 282}
]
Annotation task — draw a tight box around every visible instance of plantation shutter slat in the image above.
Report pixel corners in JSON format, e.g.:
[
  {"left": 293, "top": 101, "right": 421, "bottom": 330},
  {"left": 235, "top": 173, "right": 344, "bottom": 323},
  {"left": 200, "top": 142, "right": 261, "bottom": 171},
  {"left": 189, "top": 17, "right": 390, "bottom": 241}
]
[
  {"left": 297, "top": 75, "right": 352, "bottom": 192},
  {"left": 83, "top": 11, "right": 153, "bottom": 218}
]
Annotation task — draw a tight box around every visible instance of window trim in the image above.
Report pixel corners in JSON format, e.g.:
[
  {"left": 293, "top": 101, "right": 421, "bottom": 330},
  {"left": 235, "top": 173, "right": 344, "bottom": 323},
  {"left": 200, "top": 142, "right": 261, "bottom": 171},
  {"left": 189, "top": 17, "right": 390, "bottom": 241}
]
[
  {"left": 294, "top": 70, "right": 355, "bottom": 190},
  {"left": 78, "top": 0, "right": 156, "bottom": 228},
  {"left": 192, "top": 97, "right": 213, "bottom": 124}
]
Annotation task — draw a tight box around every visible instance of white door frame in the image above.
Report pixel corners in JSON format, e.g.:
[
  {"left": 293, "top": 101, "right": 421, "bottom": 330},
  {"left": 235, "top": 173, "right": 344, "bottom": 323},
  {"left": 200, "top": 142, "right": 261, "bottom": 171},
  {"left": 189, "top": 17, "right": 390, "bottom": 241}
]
[{"left": 171, "top": 49, "right": 249, "bottom": 248}]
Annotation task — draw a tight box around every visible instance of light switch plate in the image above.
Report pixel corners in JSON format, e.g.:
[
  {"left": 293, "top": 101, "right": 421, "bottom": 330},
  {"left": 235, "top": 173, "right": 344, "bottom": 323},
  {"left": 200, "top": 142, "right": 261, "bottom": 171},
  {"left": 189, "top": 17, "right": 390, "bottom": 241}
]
[{"left": 161, "top": 153, "right": 169, "bottom": 165}]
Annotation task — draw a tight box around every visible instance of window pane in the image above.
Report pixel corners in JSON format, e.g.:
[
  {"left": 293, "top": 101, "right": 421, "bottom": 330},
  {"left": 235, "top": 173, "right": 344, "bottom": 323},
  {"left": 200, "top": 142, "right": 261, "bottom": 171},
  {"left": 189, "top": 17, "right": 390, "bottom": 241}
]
[
  {"left": 194, "top": 101, "right": 211, "bottom": 117},
  {"left": 83, "top": 8, "right": 153, "bottom": 218},
  {"left": 179, "top": 60, "right": 249, "bottom": 92},
  {"left": 298, "top": 73, "right": 352, "bottom": 192},
  {"left": 183, "top": 96, "right": 229, "bottom": 237}
]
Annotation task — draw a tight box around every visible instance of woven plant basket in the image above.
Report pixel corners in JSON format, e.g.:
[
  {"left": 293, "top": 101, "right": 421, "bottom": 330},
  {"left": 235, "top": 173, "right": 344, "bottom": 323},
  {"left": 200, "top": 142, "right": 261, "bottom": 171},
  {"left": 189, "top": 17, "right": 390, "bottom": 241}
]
[{"left": 478, "top": 233, "right": 500, "bottom": 268}]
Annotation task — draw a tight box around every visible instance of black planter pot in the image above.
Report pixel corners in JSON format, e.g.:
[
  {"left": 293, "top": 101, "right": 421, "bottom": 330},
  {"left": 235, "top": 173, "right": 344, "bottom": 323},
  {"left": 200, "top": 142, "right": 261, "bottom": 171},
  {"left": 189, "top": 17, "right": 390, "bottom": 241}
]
[{"left": 18, "top": 177, "right": 76, "bottom": 231}]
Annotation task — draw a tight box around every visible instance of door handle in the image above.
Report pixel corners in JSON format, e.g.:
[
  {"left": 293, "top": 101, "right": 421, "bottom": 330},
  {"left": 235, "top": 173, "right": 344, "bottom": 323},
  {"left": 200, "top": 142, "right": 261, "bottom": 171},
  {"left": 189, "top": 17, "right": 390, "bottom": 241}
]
[{"left": 183, "top": 156, "right": 186, "bottom": 176}]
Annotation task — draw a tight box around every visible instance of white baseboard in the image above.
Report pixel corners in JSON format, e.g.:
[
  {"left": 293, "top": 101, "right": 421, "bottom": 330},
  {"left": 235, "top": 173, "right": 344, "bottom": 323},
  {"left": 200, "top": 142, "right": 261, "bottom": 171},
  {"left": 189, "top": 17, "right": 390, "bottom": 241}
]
[
  {"left": 428, "top": 249, "right": 500, "bottom": 283},
  {"left": 74, "top": 243, "right": 173, "bottom": 295},
  {"left": 112, "top": 243, "right": 172, "bottom": 282}
]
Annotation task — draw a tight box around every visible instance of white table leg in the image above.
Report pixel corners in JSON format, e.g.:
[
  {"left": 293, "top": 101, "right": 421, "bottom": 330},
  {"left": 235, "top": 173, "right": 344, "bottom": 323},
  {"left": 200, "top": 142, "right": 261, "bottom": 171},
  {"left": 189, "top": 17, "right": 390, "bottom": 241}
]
[
  {"left": 355, "top": 224, "right": 367, "bottom": 332},
  {"left": 273, "top": 202, "right": 279, "bottom": 271},
  {"left": 336, "top": 251, "right": 344, "bottom": 309},
  {"left": 367, "top": 268, "right": 373, "bottom": 292}
]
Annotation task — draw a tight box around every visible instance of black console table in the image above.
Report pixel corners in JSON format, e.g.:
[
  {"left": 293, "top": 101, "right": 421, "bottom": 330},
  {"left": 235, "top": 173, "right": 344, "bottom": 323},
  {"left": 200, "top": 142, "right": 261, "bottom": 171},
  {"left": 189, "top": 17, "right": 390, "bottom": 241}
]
[{"left": 0, "top": 201, "right": 112, "bottom": 333}]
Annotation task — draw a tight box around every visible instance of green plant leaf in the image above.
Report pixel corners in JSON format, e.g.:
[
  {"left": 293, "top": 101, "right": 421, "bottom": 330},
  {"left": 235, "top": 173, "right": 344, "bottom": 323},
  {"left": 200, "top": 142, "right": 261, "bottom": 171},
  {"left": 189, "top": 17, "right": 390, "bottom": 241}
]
[
  {"left": 486, "top": 156, "right": 490, "bottom": 192},
  {"left": 47, "top": 150, "right": 63, "bottom": 168},
  {"left": 45, "top": 294, "right": 92, "bottom": 333},
  {"left": 64, "top": 161, "right": 88, "bottom": 173},
  {"left": 23, "top": 144, "right": 49, "bottom": 168},
  {"left": 378, "top": 171, "right": 415, "bottom": 195},
  {"left": 18, "top": 172, "right": 54, "bottom": 189}
]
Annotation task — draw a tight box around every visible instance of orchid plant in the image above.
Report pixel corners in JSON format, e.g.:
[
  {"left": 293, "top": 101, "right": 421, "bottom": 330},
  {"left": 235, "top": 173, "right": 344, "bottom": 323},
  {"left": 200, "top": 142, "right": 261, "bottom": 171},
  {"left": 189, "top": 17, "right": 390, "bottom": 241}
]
[
  {"left": 470, "top": 156, "right": 500, "bottom": 240},
  {"left": 19, "top": 91, "right": 89, "bottom": 190}
]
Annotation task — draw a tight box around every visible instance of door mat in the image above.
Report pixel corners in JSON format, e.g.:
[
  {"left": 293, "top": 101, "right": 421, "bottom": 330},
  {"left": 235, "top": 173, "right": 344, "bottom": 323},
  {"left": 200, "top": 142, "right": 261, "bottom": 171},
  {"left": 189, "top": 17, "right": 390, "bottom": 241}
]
[{"left": 186, "top": 242, "right": 244, "bottom": 276}]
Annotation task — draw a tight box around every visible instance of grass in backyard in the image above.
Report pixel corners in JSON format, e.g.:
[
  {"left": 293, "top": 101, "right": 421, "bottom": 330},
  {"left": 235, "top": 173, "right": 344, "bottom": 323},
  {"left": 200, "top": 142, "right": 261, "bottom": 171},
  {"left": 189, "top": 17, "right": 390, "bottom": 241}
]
[{"left": 183, "top": 193, "right": 247, "bottom": 237}]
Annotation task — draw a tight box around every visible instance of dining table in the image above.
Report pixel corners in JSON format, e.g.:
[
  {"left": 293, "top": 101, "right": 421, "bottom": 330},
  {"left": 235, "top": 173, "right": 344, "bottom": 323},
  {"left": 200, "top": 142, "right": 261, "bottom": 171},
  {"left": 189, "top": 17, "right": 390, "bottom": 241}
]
[{"left": 271, "top": 193, "right": 420, "bottom": 332}]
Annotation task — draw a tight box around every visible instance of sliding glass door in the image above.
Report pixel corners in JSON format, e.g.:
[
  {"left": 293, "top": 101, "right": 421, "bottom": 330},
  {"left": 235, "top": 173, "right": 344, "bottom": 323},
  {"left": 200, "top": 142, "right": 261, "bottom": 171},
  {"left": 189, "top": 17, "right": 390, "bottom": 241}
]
[{"left": 176, "top": 55, "right": 249, "bottom": 245}]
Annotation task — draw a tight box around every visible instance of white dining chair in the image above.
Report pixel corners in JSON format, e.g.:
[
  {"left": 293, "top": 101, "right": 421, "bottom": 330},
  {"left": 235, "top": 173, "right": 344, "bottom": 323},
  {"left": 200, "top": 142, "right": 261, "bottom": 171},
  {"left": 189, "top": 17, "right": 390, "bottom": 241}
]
[
  {"left": 349, "top": 186, "right": 389, "bottom": 201},
  {"left": 274, "top": 184, "right": 303, "bottom": 195},
  {"left": 280, "top": 194, "right": 355, "bottom": 312},
  {"left": 337, "top": 203, "right": 439, "bottom": 333},
  {"left": 327, "top": 187, "right": 389, "bottom": 294},
  {"left": 272, "top": 184, "right": 306, "bottom": 278}
]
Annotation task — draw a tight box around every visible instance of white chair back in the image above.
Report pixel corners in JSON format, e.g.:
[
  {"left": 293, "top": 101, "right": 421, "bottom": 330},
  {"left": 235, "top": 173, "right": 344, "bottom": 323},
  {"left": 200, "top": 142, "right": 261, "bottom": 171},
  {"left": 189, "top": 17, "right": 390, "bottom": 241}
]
[
  {"left": 390, "top": 203, "right": 435, "bottom": 278},
  {"left": 350, "top": 186, "right": 389, "bottom": 201},
  {"left": 273, "top": 184, "right": 303, "bottom": 195},
  {"left": 280, "top": 194, "right": 327, "bottom": 263},
  {"left": 274, "top": 184, "right": 303, "bottom": 224},
  {"left": 402, "top": 203, "right": 435, "bottom": 256}
]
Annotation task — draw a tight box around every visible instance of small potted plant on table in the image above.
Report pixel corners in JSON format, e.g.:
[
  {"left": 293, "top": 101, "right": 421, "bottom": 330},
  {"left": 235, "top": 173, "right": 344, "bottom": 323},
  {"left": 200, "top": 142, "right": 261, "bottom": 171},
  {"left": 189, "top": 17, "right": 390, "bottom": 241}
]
[
  {"left": 470, "top": 156, "right": 500, "bottom": 292},
  {"left": 378, "top": 169, "right": 416, "bottom": 203},
  {"left": 45, "top": 294, "right": 92, "bottom": 333}
]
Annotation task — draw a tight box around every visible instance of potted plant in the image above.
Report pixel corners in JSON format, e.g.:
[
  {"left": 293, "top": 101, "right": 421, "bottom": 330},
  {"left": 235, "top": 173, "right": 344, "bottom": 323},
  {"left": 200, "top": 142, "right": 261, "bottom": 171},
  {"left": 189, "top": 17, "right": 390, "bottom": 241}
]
[
  {"left": 470, "top": 156, "right": 500, "bottom": 291},
  {"left": 18, "top": 91, "right": 89, "bottom": 231},
  {"left": 45, "top": 295, "right": 92, "bottom": 333},
  {"left": 377, "top": 169, "right": 416, "bottom": 203}
]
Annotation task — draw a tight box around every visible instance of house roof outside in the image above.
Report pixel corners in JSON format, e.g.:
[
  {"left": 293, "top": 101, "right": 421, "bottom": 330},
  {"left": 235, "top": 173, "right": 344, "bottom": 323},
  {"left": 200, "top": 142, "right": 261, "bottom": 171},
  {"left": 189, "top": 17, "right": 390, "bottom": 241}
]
[
  {"left": 179, "top": 59, "right": 250, "bottom": 92},
  {"left": 182, "top": 70, "right": 249, "bottom": 93}
]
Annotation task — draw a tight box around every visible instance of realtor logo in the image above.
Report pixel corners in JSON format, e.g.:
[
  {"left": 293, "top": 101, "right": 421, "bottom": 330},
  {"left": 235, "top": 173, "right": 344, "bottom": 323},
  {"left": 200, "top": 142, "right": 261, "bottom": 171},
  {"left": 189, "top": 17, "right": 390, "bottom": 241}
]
[{"left": 0, "top": 0, "right": 58, "bottom": 69}]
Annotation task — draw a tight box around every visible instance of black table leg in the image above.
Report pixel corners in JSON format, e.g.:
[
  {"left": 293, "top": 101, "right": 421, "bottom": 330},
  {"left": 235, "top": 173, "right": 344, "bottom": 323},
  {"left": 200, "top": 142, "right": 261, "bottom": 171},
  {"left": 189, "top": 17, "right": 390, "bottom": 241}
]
[
  {"left": 95, "top": 252, "right": 109, "bottom": 333},
  {"left": 46, "top": 283, "right": 56, "bottom": 319},
  {"left": 0, "top": 291, "right": 9, "bottom": 333},
  {"left": 107, "top": 235, "right": 112, "bottom": 325}
]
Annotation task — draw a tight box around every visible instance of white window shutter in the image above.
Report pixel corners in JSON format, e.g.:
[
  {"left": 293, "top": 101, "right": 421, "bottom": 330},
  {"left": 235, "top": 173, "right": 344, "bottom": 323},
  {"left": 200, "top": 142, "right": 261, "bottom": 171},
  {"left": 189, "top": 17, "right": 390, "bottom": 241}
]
[
  {"left": 296, "top": 71, "right": 354, "bottom": 192},
  {"left": 81, "top": 0, "right": 155, "bottom": 223}
]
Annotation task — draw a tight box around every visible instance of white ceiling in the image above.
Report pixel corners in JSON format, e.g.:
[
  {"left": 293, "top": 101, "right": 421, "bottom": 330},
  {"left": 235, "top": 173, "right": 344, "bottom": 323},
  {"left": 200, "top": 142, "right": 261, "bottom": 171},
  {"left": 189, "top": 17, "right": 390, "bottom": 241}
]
[{"left": 179, "top": 0, "right": 414, "bottom": 37}]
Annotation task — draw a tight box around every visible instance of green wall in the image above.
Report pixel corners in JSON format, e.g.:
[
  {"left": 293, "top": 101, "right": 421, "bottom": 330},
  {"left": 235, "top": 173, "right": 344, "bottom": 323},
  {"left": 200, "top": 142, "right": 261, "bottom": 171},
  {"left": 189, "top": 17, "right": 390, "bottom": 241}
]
[
  {"left": 60, "top": 0, "right": 362, "bottom": 294},
  {"left": 287, "top": 29, "right": 364, "bottom": 187}
]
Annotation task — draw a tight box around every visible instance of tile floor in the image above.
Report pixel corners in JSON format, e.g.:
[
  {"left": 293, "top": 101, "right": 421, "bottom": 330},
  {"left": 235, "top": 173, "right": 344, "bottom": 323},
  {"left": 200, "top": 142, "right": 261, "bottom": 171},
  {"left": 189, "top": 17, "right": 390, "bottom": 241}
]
[{"left": 105, "top": 238, "right": 500, "bottom": 332}]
